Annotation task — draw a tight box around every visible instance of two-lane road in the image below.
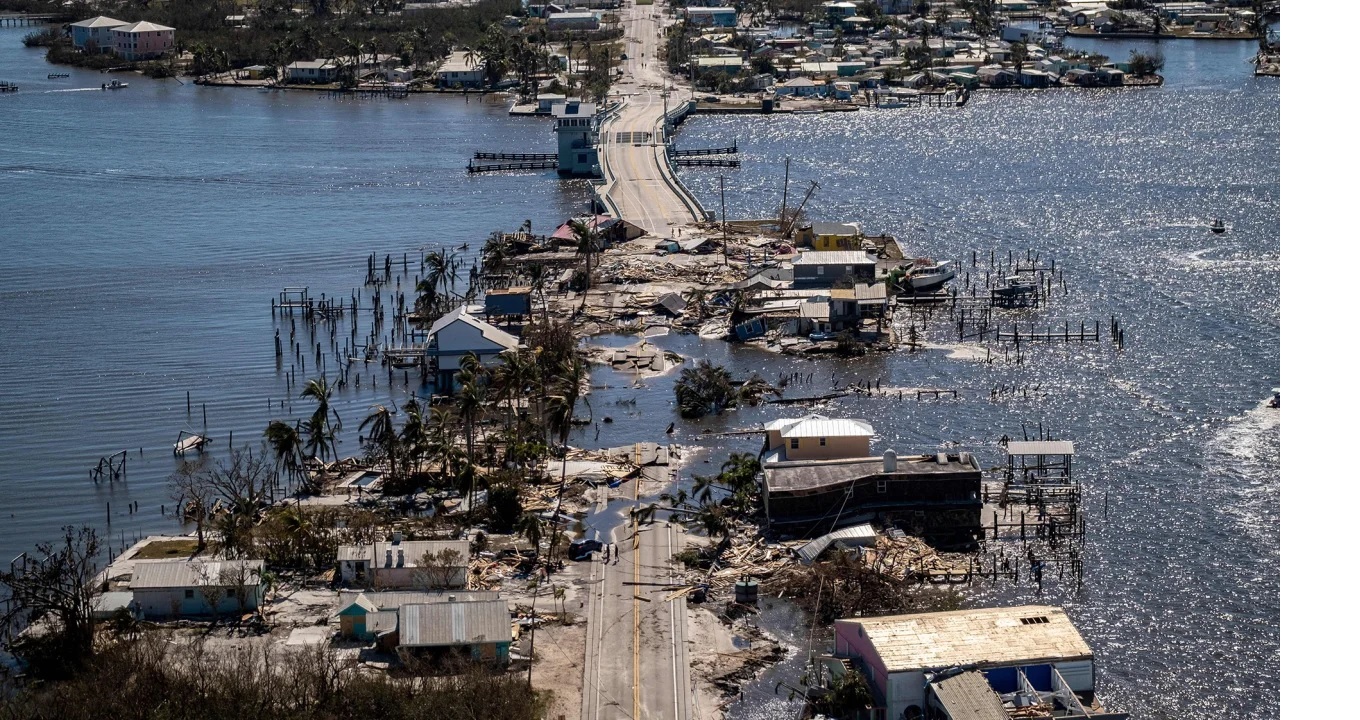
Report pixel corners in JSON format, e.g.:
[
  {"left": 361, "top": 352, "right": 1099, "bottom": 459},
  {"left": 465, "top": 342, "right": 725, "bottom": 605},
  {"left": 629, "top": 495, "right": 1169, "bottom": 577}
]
[
  {"left": 598, "top": 3, "right": 701, "bottom": 235},
  {"left": 581, "top": 463, "right": 691, "bottom": 720}
]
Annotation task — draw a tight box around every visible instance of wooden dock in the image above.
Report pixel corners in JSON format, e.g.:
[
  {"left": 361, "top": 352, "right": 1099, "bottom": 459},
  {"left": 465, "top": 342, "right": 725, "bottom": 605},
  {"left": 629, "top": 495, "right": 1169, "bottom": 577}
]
[
  {"left": 468, "top": 159, "right": 557, "bottom": 173},
  {"left": 473, "top": 152, "right": 557, "bottom": 161},
  {"left": 673, "top": 157, "right": 739, "bottom": 168}
]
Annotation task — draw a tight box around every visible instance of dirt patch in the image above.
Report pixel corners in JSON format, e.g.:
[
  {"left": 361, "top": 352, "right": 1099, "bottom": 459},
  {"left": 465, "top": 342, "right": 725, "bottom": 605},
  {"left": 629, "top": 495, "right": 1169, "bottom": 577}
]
[
  {"left": 132, "top": 538, "right": 201, "bottom": 559},
  {"left": 687, "top": 604, "right": 787, "bottom": 714},
  {"left": 524, "top": 618, "right": 586, "bottom": 720}
]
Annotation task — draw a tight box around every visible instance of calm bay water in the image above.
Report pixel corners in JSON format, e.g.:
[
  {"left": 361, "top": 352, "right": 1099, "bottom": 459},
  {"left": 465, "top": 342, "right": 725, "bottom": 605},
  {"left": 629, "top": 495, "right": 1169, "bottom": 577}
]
[{"left": 1, "top": 27, "right": 1276, "bottom": 720}]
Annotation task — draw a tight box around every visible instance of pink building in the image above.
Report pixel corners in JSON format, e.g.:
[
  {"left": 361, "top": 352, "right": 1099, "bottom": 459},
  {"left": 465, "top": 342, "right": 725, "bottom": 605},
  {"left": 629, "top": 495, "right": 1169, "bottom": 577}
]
[{"left": 112, "top": 21, "right": 175, "bottom": 61}]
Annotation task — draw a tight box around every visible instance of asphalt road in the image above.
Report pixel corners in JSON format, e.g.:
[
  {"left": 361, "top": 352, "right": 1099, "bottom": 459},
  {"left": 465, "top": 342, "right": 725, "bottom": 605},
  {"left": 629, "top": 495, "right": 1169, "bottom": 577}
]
[
  {"left": 581, "top": 462, "right": 692, "bottom": 720},
  {"left": 598, "top": 2, "right": 701, "bottom": 236}
]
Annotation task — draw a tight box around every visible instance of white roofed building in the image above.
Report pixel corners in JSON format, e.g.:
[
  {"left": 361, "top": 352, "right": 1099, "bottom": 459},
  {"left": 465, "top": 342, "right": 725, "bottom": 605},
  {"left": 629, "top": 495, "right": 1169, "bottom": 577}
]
[{"left": 336, "top": 535, "right": 471, "bottom": 589}]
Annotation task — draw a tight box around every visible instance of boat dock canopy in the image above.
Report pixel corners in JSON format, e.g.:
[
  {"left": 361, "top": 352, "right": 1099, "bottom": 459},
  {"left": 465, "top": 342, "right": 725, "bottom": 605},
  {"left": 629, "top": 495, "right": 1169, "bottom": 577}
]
[{"left": 1005, "top": 440, "right": 1075, "bottom": 456}]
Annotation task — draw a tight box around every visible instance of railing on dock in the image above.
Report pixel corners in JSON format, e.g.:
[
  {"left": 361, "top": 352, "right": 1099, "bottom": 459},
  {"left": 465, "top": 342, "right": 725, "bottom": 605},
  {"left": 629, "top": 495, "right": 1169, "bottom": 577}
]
[
  {"left": 467, "top": 159, "right": 557, "bottom": 173},
  {"left": 673, "top": 157, "right": 739, "bottom": 168},
  {"left": 473, "top": 152, "right": 557, "bottom": 161}
]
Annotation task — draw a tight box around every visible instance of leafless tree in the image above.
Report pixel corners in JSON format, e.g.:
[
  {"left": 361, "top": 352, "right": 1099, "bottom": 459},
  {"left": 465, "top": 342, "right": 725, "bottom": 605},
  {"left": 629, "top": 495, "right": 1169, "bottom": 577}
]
[
  {"left": 412, "top": 548, "right": 466, "bottom": 589},
  {"left": 0, "top": 526, "right": 101, "bottom": 676}
]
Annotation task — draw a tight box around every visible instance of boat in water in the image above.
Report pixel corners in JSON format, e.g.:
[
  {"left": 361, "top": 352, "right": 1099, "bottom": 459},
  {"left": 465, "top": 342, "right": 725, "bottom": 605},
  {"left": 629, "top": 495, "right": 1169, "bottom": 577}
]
[
  {"left": 902, "top": 258, "right": 957, "bottom": 293},
  {"left": 103, "top": 80, "right": 128, "bottom": 90},
  {"left": 1210, "top": 218, "right": 1227, "bottom": 234}
]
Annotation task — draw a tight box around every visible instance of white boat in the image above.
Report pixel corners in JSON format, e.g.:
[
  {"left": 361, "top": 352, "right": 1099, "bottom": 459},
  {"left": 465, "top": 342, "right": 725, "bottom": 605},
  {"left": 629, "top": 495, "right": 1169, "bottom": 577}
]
[
  {"left": 878, "top": 101, "right": 907, "bottom": 109},
  {"left": 904, "top": 258, "right": 956, "bottom": 293},
  {"left": 103, "top": 80, "right": 128, "bottom": 90}
]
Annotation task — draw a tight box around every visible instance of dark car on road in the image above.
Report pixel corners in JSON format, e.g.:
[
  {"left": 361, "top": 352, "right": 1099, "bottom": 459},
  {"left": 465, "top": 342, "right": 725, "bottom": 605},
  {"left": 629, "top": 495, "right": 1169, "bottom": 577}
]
[{"left": 569, "top": 538, "right": 604, "bottom": 561}]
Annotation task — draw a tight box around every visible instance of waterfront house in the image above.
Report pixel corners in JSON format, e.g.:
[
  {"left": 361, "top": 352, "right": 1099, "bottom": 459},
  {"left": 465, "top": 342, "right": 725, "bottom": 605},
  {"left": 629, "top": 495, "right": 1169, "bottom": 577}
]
[
  {"left": 694, "top": 56, "right": 745, "bottom": 76},
  {"left": 426, "top": 308, "right": 520, "bottom": 392},
  {"left": 791, "top": 250, "right": 877, "bottom": 288},
  {"left": 398, "top": 600, "right": 513, "bottom": 665},
  {"left": 829, "top": 606, "right": 1121, "bottom": 720},
  {"left": 977, "top": 66, "right": 1018, "bottom": 87},
  {"left": 1018, "top": 68, "right": 1052, "bottom": 88},
  {"left": 111, "top": 21, "right": 174, "bottom": 61},
  {"left": 1095, "top": 66, "right": 1125, "bottom": 85},
  {"left": 128, "top": 558, "right": 264, "bottom": 618},
  {"left": 336, "top": 535, "right": 471, "bottom": 589},
  {"left": 797, "top": 222, "right": 863, "bottom": 251},
  {"left": 684, "top": 7, "right": 737, "bottom": 28},
  {"left": 777, "top": 76, "right": 825, "bottom": 97},
  {"left": 286, "top": 59, "right": 339, "bottom": 84},
  {"left": 760, "top": 414, "right": 982, "bottom": 539},
  {"left": 437, "top": 54, "right": 486, "bottom": 87},
  {"left": 553, "top": 101, "right": 601, "bottom": 176},
  {"left": 546, "top": 11, "right": 601, "bottom": 31},
  {"left": 69, "top": 16, "right": 127, "bottom": 53},
  {"left": 337, "top": 590, "right": 499, "bottom": 640}
]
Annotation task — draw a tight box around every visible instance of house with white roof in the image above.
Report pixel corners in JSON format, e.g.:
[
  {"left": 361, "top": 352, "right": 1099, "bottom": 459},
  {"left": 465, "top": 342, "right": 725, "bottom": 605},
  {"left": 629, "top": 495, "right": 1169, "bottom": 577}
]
[
  {"left": 128, "top": 558, "right": 264, "bottom": 618},
  {"left": 437, "top": 53, "right": 485, "bottom": 87},
  {"left": 286, "top": 59, "right": 339, "bottom": 84},
  {"left": 829, "top": 606, "right": 1120, "bottom": 720},
  {"left": 69, "top": 16, "right": 127, "bottom": 53},
  {"left": 111, "top": 21, "right": 175, "bottom": 61}
]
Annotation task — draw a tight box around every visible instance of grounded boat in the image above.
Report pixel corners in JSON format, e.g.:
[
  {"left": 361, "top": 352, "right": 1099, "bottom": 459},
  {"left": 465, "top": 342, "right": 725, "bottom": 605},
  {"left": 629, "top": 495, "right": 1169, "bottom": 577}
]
[
  {"left": 903, "top": 258, "right": 956, "bottom": 293},
  {"left": 1210, "top": 218, "right": 1227, "bottom": 234}
]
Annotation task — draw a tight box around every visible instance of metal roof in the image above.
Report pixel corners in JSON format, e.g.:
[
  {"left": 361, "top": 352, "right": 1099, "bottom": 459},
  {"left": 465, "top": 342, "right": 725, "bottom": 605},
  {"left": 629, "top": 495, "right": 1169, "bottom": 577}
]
[
  {"left": 428, "top": 310, "right": 518, "bottom": 352},
  {"left": 117, "top": 21, "right": 174, "bottom": 32},
  {"left": 336, "top": 539, "right": 471, "bottom": 568},
  {"left": 765, "top": 414, "right": 875, "bottom": 439},
  {"left": 71, "top": 15, "right": 128, "bottom": 28},
  {"left": 1005, "top": 440, "right": 1075, "bottom": 456},
  {"left": 367, "top": 610, "right": 400, "bottom": 635},
  {"left": 835, "top": 606, "right": 1093, "bottom": 673},
  {"left": 340, "top": 590, "right": 499, "bottom": 613},
  {"left": 792, "top": 251, "right": 876, "bottom": 266},
  {"left": 796, "top": 523, "right": 878, "bottom": 564},
  {"left": 930, "top": 671, "right": 1010, "bottom": 720},
  {"left": 129, "top": 559, "right": 263, "bottom": 590},
  {"left": 399, "top": 600, "right": 512, "bottom": 648}
]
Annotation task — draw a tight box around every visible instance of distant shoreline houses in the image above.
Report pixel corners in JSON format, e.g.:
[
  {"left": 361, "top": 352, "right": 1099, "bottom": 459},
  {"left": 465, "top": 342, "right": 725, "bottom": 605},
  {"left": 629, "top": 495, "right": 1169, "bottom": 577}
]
[{"left": 69, "top": 16, "right": 175, "bottom": 61}]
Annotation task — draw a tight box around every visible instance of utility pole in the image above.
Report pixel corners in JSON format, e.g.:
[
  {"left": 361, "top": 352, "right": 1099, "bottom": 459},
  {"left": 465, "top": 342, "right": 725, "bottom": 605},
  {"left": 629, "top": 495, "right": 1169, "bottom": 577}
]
[
  {"left": 719, "top": 174, "right": 729, "bottom": 265},
  {"left": 779, "top": 157, "right": 791, "bottom": 235},
  {"left": 785, "top": 180, "right": 819, "bottom": 239}
]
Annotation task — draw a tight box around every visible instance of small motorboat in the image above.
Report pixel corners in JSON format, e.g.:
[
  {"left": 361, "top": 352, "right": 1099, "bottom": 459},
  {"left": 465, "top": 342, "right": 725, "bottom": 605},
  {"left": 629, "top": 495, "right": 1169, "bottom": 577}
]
[
  {"left": 1269, "top": 388, "right": 1280, "bottom": 409},
  {"left": 103, "top": 80, "right": 128, "bottom": 90},
  {"left": 903, "top": 258, "right": 957, "bottom": 293},
  {"left": 1209, "top": 218, "right": 1227, "bottom": 234}
]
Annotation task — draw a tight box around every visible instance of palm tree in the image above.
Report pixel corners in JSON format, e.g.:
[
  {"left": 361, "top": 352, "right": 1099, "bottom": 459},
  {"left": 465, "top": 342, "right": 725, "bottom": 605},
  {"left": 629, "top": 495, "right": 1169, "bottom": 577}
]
[
  {"left": 737, "top": 374, "right": 782, "bottom": 406},
  {"left": 542, "top": 353, "right": 586, "bottom": 571},
  {"left": 399, "top": 397, "right": 426, "bottom": 478},
  {"left": 424, "top": 250, "right": 451, "bottom": 306},
  {"left": 674, "top": 360, "right": 738, "bottom": 418},
  {"left": 264, "top": 420, "right": 303, "bottom": 489},
  {"left": 360, "top": 404, "right": 399, "bottom": 475},
  {"left": 570, "top": 219, "right": 602, "bottom": 311},
  {"left": 454, "top": 354, "right": 486, "bottom": 503},
  {"left": 300, "top": 378, "right": 339, "bottom": 462},
  {"left": 516, "top": 513, "right": 544, "bottom": 551}
]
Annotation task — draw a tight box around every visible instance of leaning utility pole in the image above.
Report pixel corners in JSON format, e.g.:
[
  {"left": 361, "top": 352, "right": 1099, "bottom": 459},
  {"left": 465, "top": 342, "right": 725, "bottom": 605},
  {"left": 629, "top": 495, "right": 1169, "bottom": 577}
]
[{"left": 784, "top": 180, "right": 819, "bottom": 239}]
